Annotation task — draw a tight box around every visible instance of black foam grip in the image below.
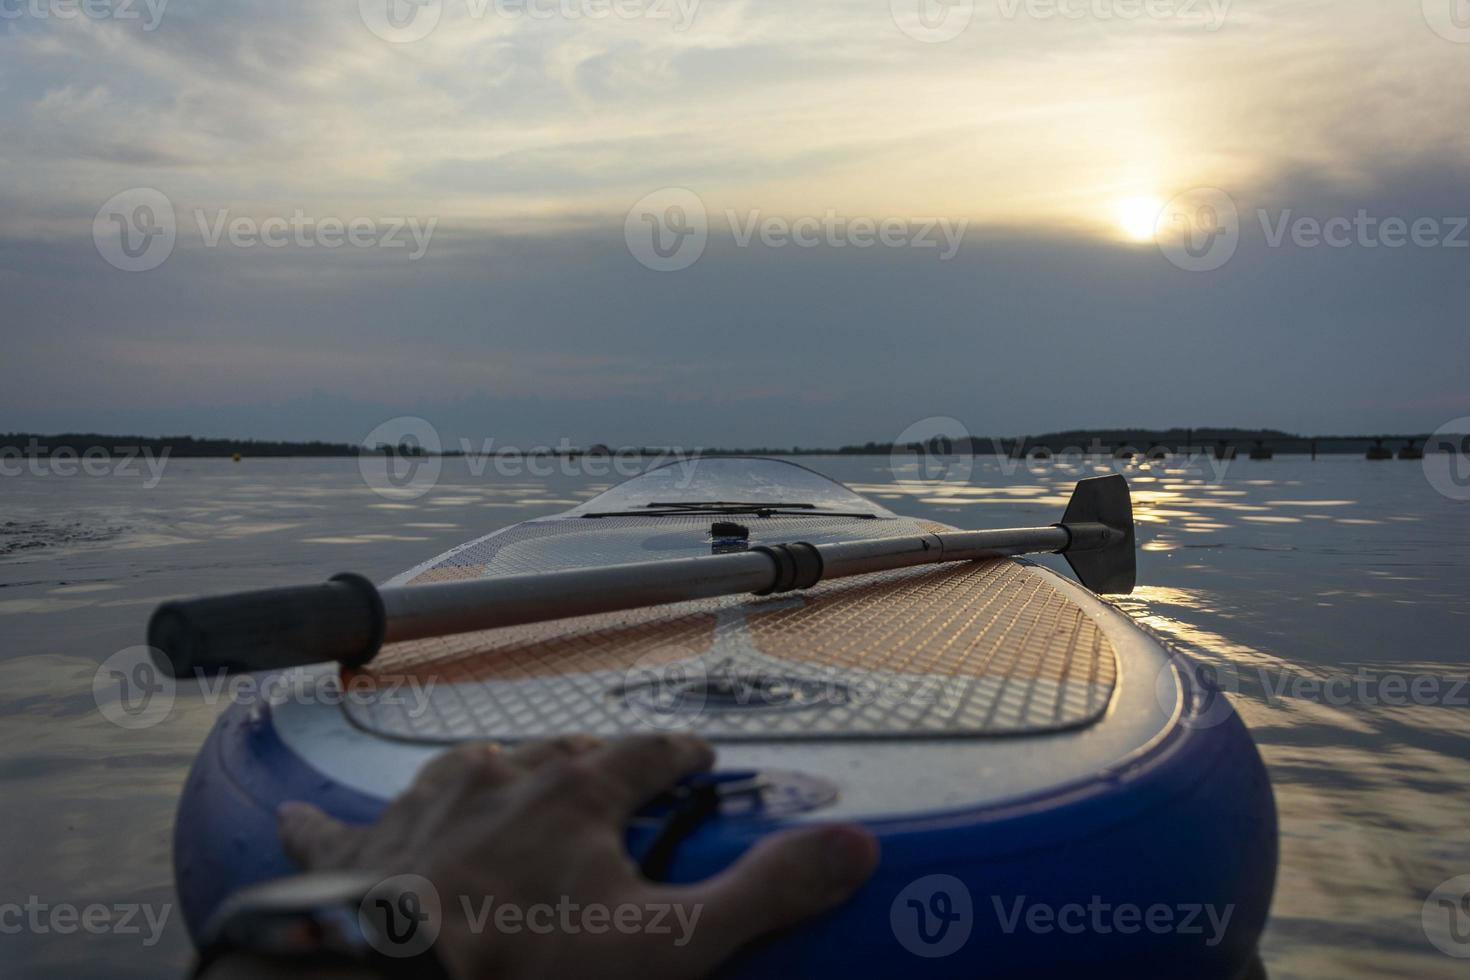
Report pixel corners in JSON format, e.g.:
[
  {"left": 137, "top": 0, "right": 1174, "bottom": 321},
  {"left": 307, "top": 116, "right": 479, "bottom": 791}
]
[{"left": 146, "top": 573, "right": 386, "bottom": 679}]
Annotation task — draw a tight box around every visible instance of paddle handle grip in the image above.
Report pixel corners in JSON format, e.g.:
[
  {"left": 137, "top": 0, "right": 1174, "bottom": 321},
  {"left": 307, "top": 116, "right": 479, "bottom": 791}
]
[{"left": 147, "top": 573, "right": 386, "bottom": 678}]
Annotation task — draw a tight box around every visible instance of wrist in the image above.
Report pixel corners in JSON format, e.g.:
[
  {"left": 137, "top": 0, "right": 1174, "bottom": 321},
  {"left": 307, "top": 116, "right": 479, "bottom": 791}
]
[{"left": 191, "top": 872, "right": 452, "bottom": 980}]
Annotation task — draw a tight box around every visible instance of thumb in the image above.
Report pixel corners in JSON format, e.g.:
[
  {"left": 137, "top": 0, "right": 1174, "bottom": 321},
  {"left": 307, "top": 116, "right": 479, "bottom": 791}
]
[
  {"left": 665, "top": 823, "right": 878, "bottom": 969},
  {"left": 277, "top": 800, "right": 362, "bottom": 870}
]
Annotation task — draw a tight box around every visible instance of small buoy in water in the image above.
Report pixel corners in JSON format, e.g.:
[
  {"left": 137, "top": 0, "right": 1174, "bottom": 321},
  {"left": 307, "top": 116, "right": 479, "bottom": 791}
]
[{"left": 232, "top": 453, "right": 242, "bottom": 463}]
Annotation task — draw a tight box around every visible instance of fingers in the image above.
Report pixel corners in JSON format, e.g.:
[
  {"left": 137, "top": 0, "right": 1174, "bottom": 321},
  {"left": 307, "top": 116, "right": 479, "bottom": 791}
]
[
  {"left": 377, "top": 734, "right": 711, "bottom": 852},
  {"left": 584, "top": 734, "right": 715, "bottom": 816},
  {"left": 411, "top": 742, "right": 517, "bottom": 797},
  {"left": 508, "top": 735, "right": 603, "bottom": 771},
  {"left": 662, "top": 823, "right": 878, "bottom": 969},
  {"left": 411, "top": 737, "right": 604, "bottom": 796},
  {"left": 277, "top": 801, "right": 365, "bottom": 870}
]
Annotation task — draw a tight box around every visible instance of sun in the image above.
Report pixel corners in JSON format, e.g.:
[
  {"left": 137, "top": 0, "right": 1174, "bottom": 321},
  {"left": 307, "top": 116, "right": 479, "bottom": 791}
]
[{"left": 1116, "top": 196, "right": 1165, "bottom": 242}]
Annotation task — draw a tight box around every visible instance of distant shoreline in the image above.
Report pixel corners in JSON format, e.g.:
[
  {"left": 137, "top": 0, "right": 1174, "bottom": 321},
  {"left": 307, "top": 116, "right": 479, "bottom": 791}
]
[{"left": 1, "top": 430, "right": 1454, "bottom": 459}]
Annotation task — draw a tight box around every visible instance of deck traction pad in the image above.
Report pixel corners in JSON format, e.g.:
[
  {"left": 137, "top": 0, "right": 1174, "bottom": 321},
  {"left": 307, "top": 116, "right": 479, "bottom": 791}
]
[{"left": 342, "top": 517, "right": 1117, "bottom": 742}]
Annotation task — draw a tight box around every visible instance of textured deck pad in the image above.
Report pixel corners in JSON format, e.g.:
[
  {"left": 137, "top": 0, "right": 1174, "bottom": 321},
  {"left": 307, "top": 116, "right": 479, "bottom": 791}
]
[{"left": 343, "top": 540, "right": 1118, "bottom": 743}]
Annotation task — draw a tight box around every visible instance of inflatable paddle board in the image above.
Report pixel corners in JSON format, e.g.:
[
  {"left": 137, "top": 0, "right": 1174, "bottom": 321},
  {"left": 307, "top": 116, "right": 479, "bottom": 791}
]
[{"left": 169, "top": 457, "right": 1276, "bottom": 977}]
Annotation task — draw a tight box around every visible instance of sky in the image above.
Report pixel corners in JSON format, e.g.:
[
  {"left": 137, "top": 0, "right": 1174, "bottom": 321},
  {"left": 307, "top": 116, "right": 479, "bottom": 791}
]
[{"left": 2, "top": 0, "right": 1468, "bottom": 448}]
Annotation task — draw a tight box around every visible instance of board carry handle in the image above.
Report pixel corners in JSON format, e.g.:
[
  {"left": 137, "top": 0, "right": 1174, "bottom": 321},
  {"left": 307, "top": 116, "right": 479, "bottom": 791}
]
[{"left": 147, "top": 475, "right": 1135, "bottom": 679}]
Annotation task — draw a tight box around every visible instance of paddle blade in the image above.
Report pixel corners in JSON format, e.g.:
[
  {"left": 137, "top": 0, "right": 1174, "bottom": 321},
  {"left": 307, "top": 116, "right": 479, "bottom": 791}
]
[{"left": 1061, "top": 475, "right": 1136, "bottom": 594}]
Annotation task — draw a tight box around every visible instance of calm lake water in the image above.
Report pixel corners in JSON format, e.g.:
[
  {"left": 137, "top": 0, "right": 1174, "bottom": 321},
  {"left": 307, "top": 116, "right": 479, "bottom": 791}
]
[{"left": 2, "top": 453, "right": 1467, "bottom": 978}]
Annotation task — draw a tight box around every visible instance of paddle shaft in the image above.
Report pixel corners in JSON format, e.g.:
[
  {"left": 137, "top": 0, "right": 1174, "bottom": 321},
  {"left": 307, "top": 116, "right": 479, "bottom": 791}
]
[
  {"left": 380, "top": 523, "right": 1114, "bottom": 644},
  {"left": 146, "top": 475, "right": 1135, "bottom": 678},
  {"left": 147, "top": 522, "right": 1118, "bottom": 678}
]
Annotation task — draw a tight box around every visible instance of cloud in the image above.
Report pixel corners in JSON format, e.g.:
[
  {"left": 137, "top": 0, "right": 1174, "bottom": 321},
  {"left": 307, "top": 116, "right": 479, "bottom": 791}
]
[
  {"left": 2, "top": 0, "right": 1467, "bottom": 440},
  {"left": 4, "top": 196, "right": 1468, "bottom": 443},
  {"left": 4, "top": 0, "right": 1467, "bottom": 233}
]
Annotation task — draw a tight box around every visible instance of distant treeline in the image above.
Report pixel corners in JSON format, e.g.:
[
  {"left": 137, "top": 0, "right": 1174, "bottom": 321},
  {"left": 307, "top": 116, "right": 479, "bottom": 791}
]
[
  {"left": 1, "top": 433, "right": 360, "bottom": 457},
  {"left": 1, "top": 428, "right": 1458, "bottom": 459},
  {"left": 866, "top": 428, "right": 1449, "bottom": 456}
]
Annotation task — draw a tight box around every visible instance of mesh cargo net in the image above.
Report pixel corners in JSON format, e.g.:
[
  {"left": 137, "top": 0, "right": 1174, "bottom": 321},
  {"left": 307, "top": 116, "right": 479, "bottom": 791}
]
[{"left": 342, "top": 518, "right": 1117, "bottom": 742}]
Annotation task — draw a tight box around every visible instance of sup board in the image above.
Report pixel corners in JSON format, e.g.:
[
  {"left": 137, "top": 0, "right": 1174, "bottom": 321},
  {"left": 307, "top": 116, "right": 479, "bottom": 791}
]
[{"left": 171, "top": 457, "right": 1276, "bottom": 977}]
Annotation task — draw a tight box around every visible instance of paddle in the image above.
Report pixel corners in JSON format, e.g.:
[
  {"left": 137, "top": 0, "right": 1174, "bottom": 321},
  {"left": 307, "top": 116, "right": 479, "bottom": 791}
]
[{"left": 147, "top": 475, "right": 1135, "bottom": 679}]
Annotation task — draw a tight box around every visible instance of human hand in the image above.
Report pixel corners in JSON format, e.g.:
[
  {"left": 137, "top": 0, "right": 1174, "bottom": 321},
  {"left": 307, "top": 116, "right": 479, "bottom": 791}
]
[{"left": 277, "top": 734, "right": 879, "bottom": 979}]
